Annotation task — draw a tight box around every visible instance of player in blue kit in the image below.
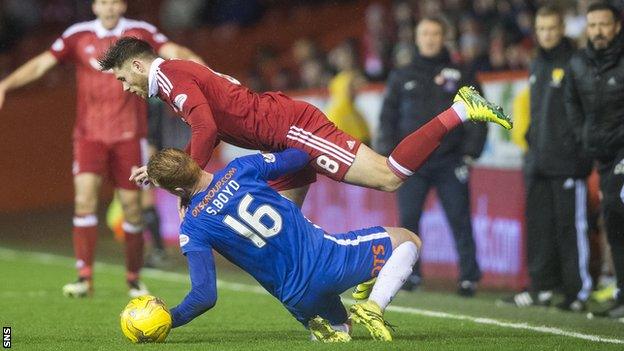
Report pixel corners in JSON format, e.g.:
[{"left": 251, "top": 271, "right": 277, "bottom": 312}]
[{"left": 146, "top": 147, "right": 422, "bottom": 342}]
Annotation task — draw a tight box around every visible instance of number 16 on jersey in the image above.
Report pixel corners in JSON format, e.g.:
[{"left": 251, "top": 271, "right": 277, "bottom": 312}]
[{"left": 223, "top": 193, "right": 282, "bottom": 248}]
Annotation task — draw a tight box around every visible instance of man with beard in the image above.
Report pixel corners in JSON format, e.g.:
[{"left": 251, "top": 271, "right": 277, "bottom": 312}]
[{"left": 566, "top": 1, "right": 624, "bottom": 319}]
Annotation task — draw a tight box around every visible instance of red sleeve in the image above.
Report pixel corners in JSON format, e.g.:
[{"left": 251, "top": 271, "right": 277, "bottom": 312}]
[
  {"left": 49, "top": 31, "right": 78, "bottom": 63},
  {"left": 161, "top": 67, "right": 216, "bottom": 169},
  {"left": 185, "top": 104, "right": 217, "bottom": 169}
]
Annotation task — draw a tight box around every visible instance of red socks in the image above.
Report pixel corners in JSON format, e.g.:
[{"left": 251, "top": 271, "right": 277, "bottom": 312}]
[
  {"left": 72, "top": 215, "right": 98, "bottom": 279},
  {"left": 387, "top": 107, "right": 462, "bottom": 179},
  {"left": 123, "top": 222, "right": 144, "bottom": 282}
]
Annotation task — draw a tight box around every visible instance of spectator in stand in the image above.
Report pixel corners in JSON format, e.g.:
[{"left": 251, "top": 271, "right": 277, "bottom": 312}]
[
  {"left": 326, "top": 39, "right": 370, "bottom": 145},
  {"left": 362, "top": 3, "right": 391, "bottom": 81},
  {"left": 159, "top": 0, "right": 204, "bottom": 31},
  {"left": 391, "top": 1, "right": 416, "bottom": 69},
  {"left": 299, "top": 58, "right": 330, "bottom": 89},
  {"left": 458, "top": 16, "right": 490, "bottom": 74}
]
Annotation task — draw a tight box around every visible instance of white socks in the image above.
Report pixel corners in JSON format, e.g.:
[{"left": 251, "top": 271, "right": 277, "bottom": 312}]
[
  {"left": 451, "top": 101, "right": 469, "bottom": 122},
  {"left": 369, "top": 241, "right": 419, "bottom": 311}
]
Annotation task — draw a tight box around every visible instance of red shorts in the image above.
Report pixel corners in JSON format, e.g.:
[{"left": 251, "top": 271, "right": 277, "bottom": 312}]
[
  {"left": 73, "top": 137, "right": 147, "bottom": 190},
  {"left": 268, "top": 101, "right": 362, "bottom": 191}
]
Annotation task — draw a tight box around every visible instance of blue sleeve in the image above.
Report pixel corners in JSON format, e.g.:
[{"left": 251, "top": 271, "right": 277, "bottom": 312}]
[
  {"left": 170, "top": 250, "right": 218, "bottom": 328},
  {"left": 244, "top": 148, "right": 310, "bottom": 180}
]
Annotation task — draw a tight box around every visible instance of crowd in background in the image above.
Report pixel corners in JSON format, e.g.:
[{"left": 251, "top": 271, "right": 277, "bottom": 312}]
[{"left": 1, "top": 0, "right": 617, "bottom": 92}]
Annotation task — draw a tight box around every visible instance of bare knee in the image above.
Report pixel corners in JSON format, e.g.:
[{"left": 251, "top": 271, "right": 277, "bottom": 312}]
[
  {"left": 118, "top": 190, "right": 142, "bottom": 224},
  {"left": 344, "top": 145, "right": 404, "bottom": 192},
  {"left": 385, "top": 227, "right": 422, "bottom": 250},
  {"left": 75, "top": 192, "right": 98, "bottom": 215}
]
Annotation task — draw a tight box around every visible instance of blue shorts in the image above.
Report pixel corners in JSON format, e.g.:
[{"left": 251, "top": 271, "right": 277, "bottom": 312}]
[{"left": 285, "top": 226, "right": 393, "bottom": 326}]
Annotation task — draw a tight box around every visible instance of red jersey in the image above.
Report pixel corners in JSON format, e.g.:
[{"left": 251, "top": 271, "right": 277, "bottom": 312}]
[
  {"left": 50, "top": 18, "right": 168, "bottom": 144},
  {"left": 149, "top": 58, "right": 297, "bottom": 168}
]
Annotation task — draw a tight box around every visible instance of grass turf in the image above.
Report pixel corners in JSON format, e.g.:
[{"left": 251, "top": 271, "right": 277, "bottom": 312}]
[{"left": 1, "top": 247, "right": 623, "bottom": 351}]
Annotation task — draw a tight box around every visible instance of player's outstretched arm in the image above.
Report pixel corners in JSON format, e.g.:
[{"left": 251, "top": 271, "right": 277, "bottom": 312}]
[
  {"left": 249, "top": 148, "right": 311, "bottom": 180},
  {"left": 0, "top": 51, "right": 58, "bottom": 110},
  {"left": 170, "top": 250, "right": 218, "bottom": 328},
  {"left": 158, "top": 42, "right": 205, "bottom": 65},
  {"left": 185, "top": 104, "right": 218, "bottom": 169}
]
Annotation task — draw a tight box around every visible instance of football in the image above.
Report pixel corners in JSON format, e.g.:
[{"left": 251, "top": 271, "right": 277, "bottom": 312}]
[{"left": 120, "top": 295, "right": 172, "bottom": 343}]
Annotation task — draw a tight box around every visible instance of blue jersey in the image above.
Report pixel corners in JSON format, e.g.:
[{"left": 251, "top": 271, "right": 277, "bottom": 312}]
[{"left": 179, "top": 148, "right": 325, "bottom": 305}]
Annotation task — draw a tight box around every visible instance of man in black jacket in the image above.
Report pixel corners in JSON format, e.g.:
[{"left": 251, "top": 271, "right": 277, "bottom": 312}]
[
  {"left": 503, "top": 5, "right": 593, "bottom": 312},
  {"left": 375, "top": 17, "right": 487, "bottom": 297},
  {"left": 565, "top": 2, "right": 624, "bottom": 319}
]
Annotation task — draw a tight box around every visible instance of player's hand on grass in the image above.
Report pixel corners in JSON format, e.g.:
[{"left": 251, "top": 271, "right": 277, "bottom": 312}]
[{"left": 130, "top": 165, "right": 150, "bottom": 186}]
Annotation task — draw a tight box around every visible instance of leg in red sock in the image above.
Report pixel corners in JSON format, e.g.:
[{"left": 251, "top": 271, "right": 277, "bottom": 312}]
[{"left": 388, "top": 105, "right": 464, "bottom": 179}]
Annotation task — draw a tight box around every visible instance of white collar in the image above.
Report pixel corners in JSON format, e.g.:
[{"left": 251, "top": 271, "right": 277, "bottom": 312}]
[
  {"left": 94, "top": 17, "right": 126, "bottom": 38},
  {"left": 148, "top": 57, "right": 165, "bottom": 97}
]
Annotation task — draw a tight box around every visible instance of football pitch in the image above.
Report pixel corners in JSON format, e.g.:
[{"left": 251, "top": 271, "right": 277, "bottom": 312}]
[{"left": 1, "top": 247, "right": 623, "bottom": 351}]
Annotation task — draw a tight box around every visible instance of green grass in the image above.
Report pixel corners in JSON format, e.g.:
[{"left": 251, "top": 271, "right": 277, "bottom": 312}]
[{"left": 1, "top": 247, "right": 623, "bottom": 351}]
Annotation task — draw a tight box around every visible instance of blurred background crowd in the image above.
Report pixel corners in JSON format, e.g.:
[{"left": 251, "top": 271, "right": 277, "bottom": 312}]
[{"left": 0, "top": 0, "right": 614, "bottom": 92}]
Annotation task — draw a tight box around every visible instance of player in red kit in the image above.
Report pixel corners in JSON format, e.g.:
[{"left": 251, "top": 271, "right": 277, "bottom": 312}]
[
  {"left": 100, "top": 37, "right": 512, "bottom": 207},
  {"left": 0, "top": 0, "right": 203, "bottom": 298}
]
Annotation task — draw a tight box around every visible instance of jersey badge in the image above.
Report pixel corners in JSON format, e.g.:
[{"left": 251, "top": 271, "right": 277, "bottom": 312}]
[
  {"left": 179, "top": 234, "right": 190, "bottom": 247},
  {"left": 174, "top": 94, "right": 188, "bottom": 111},
  {"left": 262, "top": 153, "right": 276, "bottom": 163}
]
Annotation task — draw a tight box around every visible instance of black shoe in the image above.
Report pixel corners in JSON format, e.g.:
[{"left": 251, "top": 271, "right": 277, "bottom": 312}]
[
  {"left": 401, "top": 274, "right": 422, "bottom": 291},
  {"left": 457, "top": 280, "right": 477, "bottom": 297},
  {"left": 497, "top": 290, "right": 552, "bottom": 308},
  {"left": 556, "top": 298, "right": 586, "bottom": 312},
  {"left": 594, "top": 301, "right": 624, "bottom": 319}
]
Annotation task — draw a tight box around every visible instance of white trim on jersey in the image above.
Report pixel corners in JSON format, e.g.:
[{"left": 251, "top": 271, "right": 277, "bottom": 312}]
[
  {"left": 123, "top": 19, "right": 158, "bottom": 33},
  {"left": 59, "top": 17, "right": 167, "bottom": 41},
  {"left": 286, "top": 134, "right": 353, "bottom": 166},
  {"left": 323, "top": 231, "right": 389, "bottom": 246},
  {"left": 157, "top": 71, "right": 174, "bottom": 91},
  {"left": 156, "top": 74, "right": 172, "bottom": 96},
  {"left": 61, "top": 20, "right": 96, "bottom": 38},
  {"left": 286, "top": 126, "right": 355, "bottom": 165},
  {"left": 148, "top": 58, "right": 165, "bottom": 97},
  {"left": 289, "top": 126, "right": 355, "bottom": 160},
  {"left": 73, "top": 214, "right": 98, "bottom": 227},
  {"left": 387, "top": 155, "right": 414, "bottom": 177}
]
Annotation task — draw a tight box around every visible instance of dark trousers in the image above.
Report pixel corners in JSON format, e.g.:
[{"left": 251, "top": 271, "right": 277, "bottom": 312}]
[
  {"left": 599, "top": 149, "right": 624, "bottom": 300},
  {"left": 525, "top": 175, "right": 592, "bottom": 300},
  {"left": 396, "top": 161, "right": 481, "bottom": 282}
]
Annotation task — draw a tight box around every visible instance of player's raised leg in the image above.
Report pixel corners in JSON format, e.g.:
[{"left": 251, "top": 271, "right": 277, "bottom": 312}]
[
  {"left": 343, "top": 87, "right": 511, "bottom": 191},
  {"left": 350, "top": 227, "right": 422, "bottom": 341},
  {"left": 63, "top": 172, "right": 102, "bottom": 298}
]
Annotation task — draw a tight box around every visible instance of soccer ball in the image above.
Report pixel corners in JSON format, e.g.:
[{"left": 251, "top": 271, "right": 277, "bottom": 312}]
[{"left": 120, "top": 295, "right": 172, "bottom": 343}]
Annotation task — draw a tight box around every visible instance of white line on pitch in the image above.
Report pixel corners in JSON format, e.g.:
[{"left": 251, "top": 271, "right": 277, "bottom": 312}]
[{"left": 1, "top": 247, "right": 623, "bottom": 345}]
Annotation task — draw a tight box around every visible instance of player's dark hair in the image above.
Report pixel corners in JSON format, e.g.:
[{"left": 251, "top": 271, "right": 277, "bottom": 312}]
[
  {"left": 98, "top": 37, "right": 156, "bottom": 71},
  {"left": 148, "top": 148, "right": 202, "bottom": 194},
  {"left": 587, "top": 1, "right": 621, "bottom": 22}
]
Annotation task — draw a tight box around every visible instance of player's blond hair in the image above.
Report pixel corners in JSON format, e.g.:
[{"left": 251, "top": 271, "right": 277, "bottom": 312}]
[{"left": 147, "top": 148, "right": 201, "bottom": 193}]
